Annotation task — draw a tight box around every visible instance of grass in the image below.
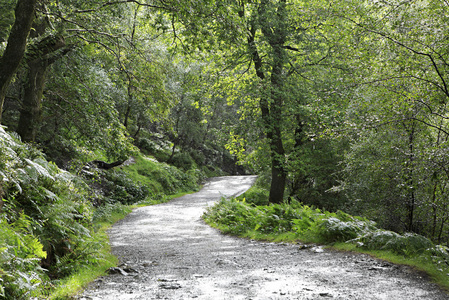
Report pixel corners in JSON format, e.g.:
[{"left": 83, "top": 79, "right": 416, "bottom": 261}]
[
  {"left": 120, "top": 154, "right": 202, "bottom": 197},
  {"left": 120, "top": 155, "right": 165, "bottom": 194}
]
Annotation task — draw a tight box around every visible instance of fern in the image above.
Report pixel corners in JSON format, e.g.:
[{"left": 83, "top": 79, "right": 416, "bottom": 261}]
[
  {"left": 24, "top": 159, "right": 55, "bottom": 182},
  {"left": 0, "top": 128, "right": 100, "bottom": 297}
]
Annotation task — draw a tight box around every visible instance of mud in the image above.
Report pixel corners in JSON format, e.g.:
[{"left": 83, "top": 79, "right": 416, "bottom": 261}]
[{"left": 76, "top": 176, "right": 448, "bottom": 300}]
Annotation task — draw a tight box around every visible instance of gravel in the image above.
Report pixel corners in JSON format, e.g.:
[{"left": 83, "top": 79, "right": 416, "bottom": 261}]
[{"left": 76, "top": 176, "right": 449, "bottom": 300}]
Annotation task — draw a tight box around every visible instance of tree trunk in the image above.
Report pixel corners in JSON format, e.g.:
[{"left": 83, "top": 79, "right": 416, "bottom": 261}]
[
  {"left": 405, "top": 122, "right": 416, "bottom": 232},
  {"left": 17, "top": 36, "right": 68, "bottom": 142},
  {"left": 261, "top": 0, "right": 288, "bottom": 204},
  {"left": 0, "top": 0, "right": 37, "bottom": 122},
  {"left": 241, "top": 0, "right": 288, "bottom": 203},
  {"left": 17, "top": 59, "right": 49, "bottom": 142},
  {"left": 267, "top": 60, "right": 287, "bottom": 204},
  {"left": 124, "top": 102, "right": 131, "bottom": 129}
]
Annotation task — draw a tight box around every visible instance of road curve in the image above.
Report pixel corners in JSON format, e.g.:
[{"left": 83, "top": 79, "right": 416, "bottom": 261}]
[{"left": 77, "top": 176, "right": 448, "bottom": 300}]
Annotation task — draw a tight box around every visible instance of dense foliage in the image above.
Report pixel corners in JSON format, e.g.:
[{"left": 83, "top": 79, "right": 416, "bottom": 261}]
[
  {"left": 2, "top": 0, "right": 449, "bottom": 297},
  {"left": 0, "top": 126, "right": 95, "bottom": 298}
]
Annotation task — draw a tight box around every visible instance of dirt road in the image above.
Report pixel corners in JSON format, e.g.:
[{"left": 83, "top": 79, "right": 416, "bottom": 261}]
[{"left": 77, "top": 176, "right": 448, "bottom": 300}]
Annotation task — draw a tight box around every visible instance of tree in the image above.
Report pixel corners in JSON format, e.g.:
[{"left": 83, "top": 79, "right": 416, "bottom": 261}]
[
  {"left": 333, "top": 0, "right": 449, "bottom": 240},
  {"left": 1, "top": 0, "right": 174, "bottom": 163},
  {"left": 159, "top": 0, "right": 343, "bottom": 203},
  {"left": 16, "top": 31, "right": 72, "bottom": 142},
  {"left": 0, "top": 0, "right": 37, "bottom": 123}
]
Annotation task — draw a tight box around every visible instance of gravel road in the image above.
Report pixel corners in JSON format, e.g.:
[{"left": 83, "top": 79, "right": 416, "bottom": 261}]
[{"left": 77, "top": 176, "right": 448, "bottom": 300}]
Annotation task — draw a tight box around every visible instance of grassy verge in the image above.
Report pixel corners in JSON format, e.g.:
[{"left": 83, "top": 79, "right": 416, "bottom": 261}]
[{"left": 203, "top": 193, "right": 449, "bottom": 292}]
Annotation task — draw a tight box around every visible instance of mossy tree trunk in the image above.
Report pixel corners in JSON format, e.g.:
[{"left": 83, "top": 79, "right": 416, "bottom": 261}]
[
  {"left": 0, "top": 0, "right": 37, "bottom": 123},
  {"left": 17, "top": 35, "right": 69, "bottom": 142}
]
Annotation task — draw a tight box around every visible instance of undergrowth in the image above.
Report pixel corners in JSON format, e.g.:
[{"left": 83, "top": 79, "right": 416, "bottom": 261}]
[
  {"left": 118, "top": 155, "right": 205, "bottom": 198},
  {"left": 0, "top": 126, "right": 202, "bottom": 299},
  {"left": 203, "top": 188, "right": 449, "bottom": 291}
]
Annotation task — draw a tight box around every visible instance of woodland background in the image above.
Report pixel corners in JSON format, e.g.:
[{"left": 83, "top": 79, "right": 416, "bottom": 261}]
[{"left": 1, "top": 0, "right": 449, "bottom": 298}]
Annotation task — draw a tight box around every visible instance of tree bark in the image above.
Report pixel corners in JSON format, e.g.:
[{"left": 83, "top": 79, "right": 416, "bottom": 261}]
[
  {"left": 266, "top": 57, "right": 287, "bottom": 204},
  {"left": 0, "top": 0, "right": 37, "bottom": 123},
  {"left": 405, "top": 122, "right": 416, "bottom": 232},
  {"left": 17, "top": 59, "right": 49, "bottom": 142},
  {"left": 244, "top": 1, "right": 289, "bottom": 204},
  {"left": 260, "top": 0, "right": 288, "bottom": 204},
  {"left": 17, "top": 35, "right": 68, "bottom": 142}
]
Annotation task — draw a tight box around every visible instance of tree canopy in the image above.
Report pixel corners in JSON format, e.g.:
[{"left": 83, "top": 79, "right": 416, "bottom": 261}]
[{"left": 2, "top": 1, "right": 449, "bottom": 292}]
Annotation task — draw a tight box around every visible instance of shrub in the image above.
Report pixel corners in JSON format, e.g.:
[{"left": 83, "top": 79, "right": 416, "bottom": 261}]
[
  {"left": 171, "top": 152, "right": 195, "bottom": 170},
  {"left": 136, "top": 138, "right": 157, "bottom": 154},
  {"left": 203, "top": 198, "right": 260, "bottom": 235},
  {"left": 255, "top": 203, "right": 303, "bottom": 233},
  {"left": 319, "top": 217, "right": 364, "bottom": 242},
  {"left": 429, "top": 245, "right": 449, "bottom": 269},
  {"left": 102, "top": 170, "right": 149, "bottom": 204},
  {"left": 317, "top": 212, "right": 376, "bottom": 243},
  {"left": 348, "top": 229, "right": 434, "bottom": 256},
  {"left": 236, "top": 186, "right": 269, "bottom": 206},
  {"left": 205, "top": 199, "right": 311, "bottom": 236}
]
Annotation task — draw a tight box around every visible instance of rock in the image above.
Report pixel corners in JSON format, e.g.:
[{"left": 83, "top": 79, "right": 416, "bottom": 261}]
[
  {"left": 159, "top": 283, "right": 182, "bottom": 290},
  {"left": 142, "top": 261, "right": 158, "bottom": 267},
  {"left": 319, "top": 292, "right": 333, "bottom": 297},
  {"left": 118, "top": 263, "right": 139, "bottom": 273},
  {"left": 298, "top": 244, "right": 312, "bottom": 250},
  {"left": 107, "top": 267, "right": 128, "bottom": 276},
  {"left": 311, "top": 246, "right": 325, "bottom": 253}
]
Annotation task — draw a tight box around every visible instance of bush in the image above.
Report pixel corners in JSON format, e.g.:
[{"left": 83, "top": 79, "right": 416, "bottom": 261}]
[
  {"left": 204, "top": 199, "right": 314, "bottom": 236},
  {"left": 171, "top": 152, "right": 195, "bottom": 170},
  {"left": 319, "top": 217, "right": 364, "bottom": 242},
  {"left": 236, "top": 186, "right": 269, "bottom": 206},
  {"left": 204, "top": 196, "right": 379, "bottom": 245},
  {"left": 203, "top": 198, "right": 260, "bottom": 235},
  {"left": 349, "top": 230, "right": 433, "bottom": 256},
  {"left": 317, "top": 211, "right": 376, "bottom": 243},
  {"left": 429, "top": 245, "right": 449, "bottom": 269},
  {"left": 101, "top": 170, "right": 149, "bottom": 204},
  {"left": 136, "top": 138, "right": 157, "bottom": 154},
  {"left": 255, "top": 203, "right": 303, "bottom": 233},
  {"left": 135, "top": 137, "right": 171, "bottom": 162}
]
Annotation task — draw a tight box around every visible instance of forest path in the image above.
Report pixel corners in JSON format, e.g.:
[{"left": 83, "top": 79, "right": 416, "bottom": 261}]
[{"left": 77, "top": 176, "right": 448, "bottom": 300}]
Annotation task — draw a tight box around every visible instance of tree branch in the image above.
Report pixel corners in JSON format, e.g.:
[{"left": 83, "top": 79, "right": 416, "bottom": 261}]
[
  {"left": 72, "top": 0, "right": 173, "bottom": 14},
  {"left": 282, "top": 45, "right": 301, "bottom": 52},
  {"left": 350, "top": 22, "right": 449, "bottom": 101}
]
